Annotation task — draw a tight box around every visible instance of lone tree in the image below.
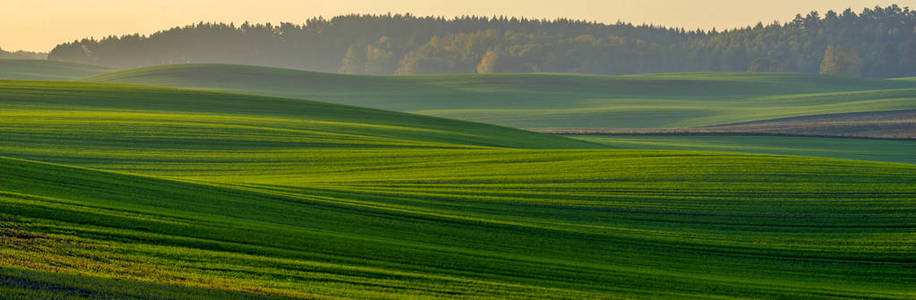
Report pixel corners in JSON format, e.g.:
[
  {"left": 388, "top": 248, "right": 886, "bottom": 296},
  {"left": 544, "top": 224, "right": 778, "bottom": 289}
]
[
  {"left": 820, "top": 46, "right": 861, "bottom": 76},
  {"left": 476, "top": 49, "right": 500, "bottom": 73},
  {"left": 338, "top": 45, "right": 368, "bottom": 74}
]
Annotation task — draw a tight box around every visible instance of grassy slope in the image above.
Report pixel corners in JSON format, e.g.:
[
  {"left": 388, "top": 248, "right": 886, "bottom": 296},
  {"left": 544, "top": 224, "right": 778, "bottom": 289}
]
[
  {"left": 0, "top": 60, "right": 109, "bottom": 80},
  {"left": 575, "top": 135, "right": 916, "bottom": 164},
  {"left": 0, "top": 80, "right": 596, "bottom": 150},
  {"left": 84, "top": 64, "right": 916, "bottom": 128},
  {"left": 1, "top": 80, "right": 915, "bottom": 298},
  {"left": 3, "top": 152, "right": 915, "bottom": 299}
]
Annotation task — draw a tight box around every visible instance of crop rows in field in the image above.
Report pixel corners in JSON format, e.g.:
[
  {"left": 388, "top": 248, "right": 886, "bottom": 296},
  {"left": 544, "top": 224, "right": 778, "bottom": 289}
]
[{"left": 0, "top": 80, "right": 914, "bottom": 298}]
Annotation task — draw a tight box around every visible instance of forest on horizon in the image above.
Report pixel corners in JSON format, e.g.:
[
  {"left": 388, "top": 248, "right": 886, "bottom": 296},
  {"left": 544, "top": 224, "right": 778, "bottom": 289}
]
[
  {"left": 0, "top": 47, "right": 44, "bottom": 60},
  {"left": 35, "top": 5, "right": 916, "bottom": 77}
]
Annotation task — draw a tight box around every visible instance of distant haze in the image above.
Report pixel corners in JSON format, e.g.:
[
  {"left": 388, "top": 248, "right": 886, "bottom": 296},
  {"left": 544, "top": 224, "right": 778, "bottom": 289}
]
[{"left": 0, "top": 0, "right": 908, "bottom": 51}]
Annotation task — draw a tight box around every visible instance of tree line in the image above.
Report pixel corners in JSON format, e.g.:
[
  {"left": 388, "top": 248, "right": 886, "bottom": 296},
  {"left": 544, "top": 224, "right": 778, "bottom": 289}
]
[
  {"left": 48, "top": 5, "right": 916, "bottom": 77},
  {"left": 0, "top": 47, "right": 45, "bottom": 60}
]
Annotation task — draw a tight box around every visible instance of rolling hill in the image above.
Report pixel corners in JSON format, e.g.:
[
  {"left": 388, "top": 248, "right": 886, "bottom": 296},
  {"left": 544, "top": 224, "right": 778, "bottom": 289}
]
[
  {"left": 1, "top": 79, "right": 915, "bottom": 298},
  {"left": 2, "top": 143, "right": 915, "bottom": 299},
  {"left": 0, "top": 80, "right": 597, "bottom": 151},
  {"left": 0, "top": 59, "right": 109, "bottom": 80},
  {"left": 84, "top": 64, "right": 916, "bottom": 130}
]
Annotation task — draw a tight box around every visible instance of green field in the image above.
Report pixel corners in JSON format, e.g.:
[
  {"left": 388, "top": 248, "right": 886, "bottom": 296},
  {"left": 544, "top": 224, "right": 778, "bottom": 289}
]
[
  {"left": 84, "top": 64, "right": 916, "bottom": 129},
  {"left": 575, "top": 135, "right": 916, "bottom": 164},
  {"left": 1, "top": 80, "right": 915, "bottom": 298},
  {"left": 0, "top": 60, "right": 110, "bottom": 80}
]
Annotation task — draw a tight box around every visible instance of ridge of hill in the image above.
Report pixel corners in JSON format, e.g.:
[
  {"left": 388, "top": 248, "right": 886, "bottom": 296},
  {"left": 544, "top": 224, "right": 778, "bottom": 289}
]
[{"left": 0, "top": 80, "right": 598, "bottom": 150}]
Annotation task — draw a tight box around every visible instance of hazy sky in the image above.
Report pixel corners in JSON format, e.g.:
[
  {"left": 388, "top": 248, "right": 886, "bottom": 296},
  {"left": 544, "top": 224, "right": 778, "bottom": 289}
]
[{"left": 1, "top": 0, "right": 910, "bottom": 51}]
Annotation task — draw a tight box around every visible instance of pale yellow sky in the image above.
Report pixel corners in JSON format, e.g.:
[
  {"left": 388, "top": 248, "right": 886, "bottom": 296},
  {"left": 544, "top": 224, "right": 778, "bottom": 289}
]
[{"left": 0, "top": 0, "right": 910, "bottom": 51}]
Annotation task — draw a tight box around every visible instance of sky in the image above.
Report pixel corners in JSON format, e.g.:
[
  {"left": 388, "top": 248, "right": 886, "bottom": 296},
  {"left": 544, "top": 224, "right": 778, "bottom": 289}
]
[{"left": 0, "top": 0, "right": 910, "bottom": 52}]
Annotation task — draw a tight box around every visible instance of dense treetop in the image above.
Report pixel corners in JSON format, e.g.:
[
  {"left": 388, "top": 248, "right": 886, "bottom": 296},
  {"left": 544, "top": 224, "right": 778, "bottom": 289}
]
[{"left": 49, "top": 5, "right": 916, "bottom": 77}]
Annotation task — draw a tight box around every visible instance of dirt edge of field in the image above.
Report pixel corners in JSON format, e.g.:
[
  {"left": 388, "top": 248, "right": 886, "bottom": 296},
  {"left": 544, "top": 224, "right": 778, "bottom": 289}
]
[{"left": 533, "top": 110, "right": 916, "bottom": 140}]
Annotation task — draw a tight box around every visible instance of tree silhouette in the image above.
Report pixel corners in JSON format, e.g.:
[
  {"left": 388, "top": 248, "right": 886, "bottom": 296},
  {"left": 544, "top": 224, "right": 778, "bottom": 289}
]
[{"left": 820, "top": 46, "right": 862, "bottom": 76}]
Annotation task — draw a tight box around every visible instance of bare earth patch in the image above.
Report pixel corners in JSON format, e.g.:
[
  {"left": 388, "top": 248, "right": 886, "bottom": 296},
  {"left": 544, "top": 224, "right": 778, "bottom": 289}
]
[{"left": 535, "top": 110, "right": 916, "bottom": 139}]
